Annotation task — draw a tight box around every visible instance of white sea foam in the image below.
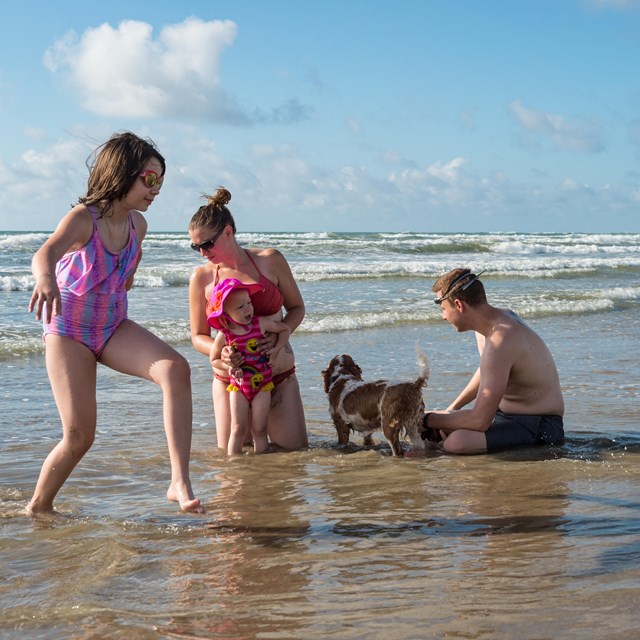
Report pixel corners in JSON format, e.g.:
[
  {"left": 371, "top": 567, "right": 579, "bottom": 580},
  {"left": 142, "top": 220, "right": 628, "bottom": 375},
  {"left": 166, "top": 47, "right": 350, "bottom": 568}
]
[
  {"left": 2, "top": 231, "right": 638, "bottom": 358},
  {"left": 0, "top": 275, "right": 34, "bottom": 292}
]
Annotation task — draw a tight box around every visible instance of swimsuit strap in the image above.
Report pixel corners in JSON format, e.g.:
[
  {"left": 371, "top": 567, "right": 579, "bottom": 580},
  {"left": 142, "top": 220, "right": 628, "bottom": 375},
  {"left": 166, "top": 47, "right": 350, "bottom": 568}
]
[
  {"left": 245, "top": 250, "right": 264, "bottom": 277},
  {"left": 213, "top": 251, "right": 265, "bottom": 285},
  {"left": 88, "top": 204, "right": 135, "bottom": 251},
  {"left": 87, "top": 205, "right": 99, "bottom": 231}
]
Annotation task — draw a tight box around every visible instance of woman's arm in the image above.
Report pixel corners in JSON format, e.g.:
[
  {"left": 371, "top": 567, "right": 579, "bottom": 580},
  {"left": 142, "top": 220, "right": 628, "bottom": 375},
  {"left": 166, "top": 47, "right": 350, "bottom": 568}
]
[
  {"left": 189, "top": 266, "right": 216, "bottom": 357},
  {"left": 266, "top": 249, "right": 305, "bottom": 332},
  {"left": 260, "top": 318, "right": 291, "bottom": 360}
]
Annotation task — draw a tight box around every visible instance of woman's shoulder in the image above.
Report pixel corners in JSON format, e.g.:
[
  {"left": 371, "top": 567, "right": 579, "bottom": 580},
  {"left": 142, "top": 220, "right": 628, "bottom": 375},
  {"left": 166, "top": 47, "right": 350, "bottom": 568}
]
[
  {"left": 189, "top": 261, "right": 215, "bottom": 285},
  {"left": 246, "top": 246, "right": 288, "bottom": 268},
  {"left": 247, "top": 246, "right": 283, "bottom": 259}
]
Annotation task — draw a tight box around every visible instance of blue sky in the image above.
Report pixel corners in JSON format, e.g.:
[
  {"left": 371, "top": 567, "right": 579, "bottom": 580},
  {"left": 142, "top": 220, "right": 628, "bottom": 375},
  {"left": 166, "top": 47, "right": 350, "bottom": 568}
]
[{"left": 1, "top": 0, "right": 639, "bottom": 232}]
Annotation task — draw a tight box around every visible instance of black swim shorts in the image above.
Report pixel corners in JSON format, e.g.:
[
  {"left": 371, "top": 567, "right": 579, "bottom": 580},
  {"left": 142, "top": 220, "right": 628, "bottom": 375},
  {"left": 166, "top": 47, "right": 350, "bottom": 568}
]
[{"left": 484, "top": 410, "right": 564, "bottom": 453}]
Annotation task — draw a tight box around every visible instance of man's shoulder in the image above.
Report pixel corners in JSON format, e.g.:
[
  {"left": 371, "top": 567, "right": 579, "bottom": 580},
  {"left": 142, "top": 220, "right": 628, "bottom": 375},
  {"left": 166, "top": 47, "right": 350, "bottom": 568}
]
[{"left": 485, "top": 310, "right": 532, "bottom": 350}]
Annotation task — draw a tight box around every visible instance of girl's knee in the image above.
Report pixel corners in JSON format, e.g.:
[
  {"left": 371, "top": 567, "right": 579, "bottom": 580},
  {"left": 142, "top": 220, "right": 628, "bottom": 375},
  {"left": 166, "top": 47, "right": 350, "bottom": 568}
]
[
  {"left": 66, "top": 427, "right": 95, "bottom": 459},
  {"left": 157, "top": 353, "right": 191, "bottom": 387}
]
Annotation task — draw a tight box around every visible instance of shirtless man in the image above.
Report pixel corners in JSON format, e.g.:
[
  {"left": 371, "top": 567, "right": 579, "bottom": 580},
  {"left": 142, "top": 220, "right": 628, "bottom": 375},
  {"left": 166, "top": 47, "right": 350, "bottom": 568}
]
[{"left": 423, "top": 268, "right": 565, "bottom": 454}]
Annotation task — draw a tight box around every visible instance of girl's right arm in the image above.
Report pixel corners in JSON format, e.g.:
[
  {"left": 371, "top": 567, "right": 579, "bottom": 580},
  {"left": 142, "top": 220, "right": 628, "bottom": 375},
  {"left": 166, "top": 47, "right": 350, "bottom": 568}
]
[{"left": 29, "top": 205, "right": 93, "bottom": 323}]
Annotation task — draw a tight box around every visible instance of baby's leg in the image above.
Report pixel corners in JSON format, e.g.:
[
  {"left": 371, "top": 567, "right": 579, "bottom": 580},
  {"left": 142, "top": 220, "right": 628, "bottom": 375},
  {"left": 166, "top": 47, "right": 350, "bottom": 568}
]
[
  {"left": 212, "top": 376, "right": 232, "bottom": 450},
  {"left": 26, "top": 336, "right": 98, "bottom": 514},
  {"left": 250, "top": 392, "right": 271, "bottom": 453},
  {"left": 228, "top": 392, "right": 251, "bottom": 455}
]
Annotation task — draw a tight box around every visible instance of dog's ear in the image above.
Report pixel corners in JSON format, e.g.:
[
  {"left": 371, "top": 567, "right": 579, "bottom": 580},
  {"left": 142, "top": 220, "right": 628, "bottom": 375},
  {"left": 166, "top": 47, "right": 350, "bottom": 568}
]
[
  {"left": 322, "top": 367, "right": 331, "bottom": 394},
  {"left": 343, "top": 357, "right": 362, "bottom": 378}
]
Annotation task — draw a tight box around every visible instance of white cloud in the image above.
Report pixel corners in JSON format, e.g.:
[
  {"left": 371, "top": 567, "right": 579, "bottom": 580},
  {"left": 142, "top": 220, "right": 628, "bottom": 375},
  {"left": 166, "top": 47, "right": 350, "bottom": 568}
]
[
  {"left": 43, "top": 18, "right": 245, "bottom": 121},
  {"left": 508, "top": 100, "right": 605, "bottom": 152},
  {"left": 42, "top": 18, "right": 313, "bottom": 125},
  {"left": 389, "top": 157, "right": 469, "bottom": 193},
  {"left": 2, "top": 128, "right": 637, "bottom": 232}
]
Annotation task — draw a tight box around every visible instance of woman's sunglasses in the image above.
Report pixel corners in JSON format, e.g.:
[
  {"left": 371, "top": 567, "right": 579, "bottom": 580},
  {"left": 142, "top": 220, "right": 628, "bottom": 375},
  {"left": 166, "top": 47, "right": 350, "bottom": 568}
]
[
  {"left": 139, "top": 170, "right": 164, "bottom": 189},
  {"left": 190, "top": 228, "right": 224, "bottom": 252}
]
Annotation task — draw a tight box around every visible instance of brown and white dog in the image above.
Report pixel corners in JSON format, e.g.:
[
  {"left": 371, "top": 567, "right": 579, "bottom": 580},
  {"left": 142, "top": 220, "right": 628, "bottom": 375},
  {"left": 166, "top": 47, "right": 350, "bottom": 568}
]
[{"left": 322, "top": 345, "right": 430, "bottom": 457}]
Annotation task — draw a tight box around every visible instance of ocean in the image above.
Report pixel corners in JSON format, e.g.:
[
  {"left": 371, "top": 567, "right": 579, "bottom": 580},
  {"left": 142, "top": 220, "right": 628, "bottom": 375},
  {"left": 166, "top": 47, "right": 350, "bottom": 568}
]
[{"left": 1, "top": 230, "right": 639, "bottom": 639}]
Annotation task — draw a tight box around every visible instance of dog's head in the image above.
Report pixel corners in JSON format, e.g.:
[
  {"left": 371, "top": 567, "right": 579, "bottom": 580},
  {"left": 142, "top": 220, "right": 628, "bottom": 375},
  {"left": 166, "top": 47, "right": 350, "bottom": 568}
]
[{"left": 321, "top": 354, "right": 363, "bottom": 394}]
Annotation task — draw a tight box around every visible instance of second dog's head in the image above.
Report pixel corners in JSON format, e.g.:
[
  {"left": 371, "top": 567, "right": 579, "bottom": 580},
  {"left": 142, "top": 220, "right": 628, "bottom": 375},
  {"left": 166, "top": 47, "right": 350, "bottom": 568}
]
[{"left": 322, "top": 354, "right": 363, "bottom": 394}]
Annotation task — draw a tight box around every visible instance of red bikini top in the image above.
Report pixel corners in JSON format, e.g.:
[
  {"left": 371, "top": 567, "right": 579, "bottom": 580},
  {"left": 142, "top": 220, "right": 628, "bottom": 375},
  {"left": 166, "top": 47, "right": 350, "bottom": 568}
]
[{"left": 206, "top": 252, "right": 284, "bottom": 318}]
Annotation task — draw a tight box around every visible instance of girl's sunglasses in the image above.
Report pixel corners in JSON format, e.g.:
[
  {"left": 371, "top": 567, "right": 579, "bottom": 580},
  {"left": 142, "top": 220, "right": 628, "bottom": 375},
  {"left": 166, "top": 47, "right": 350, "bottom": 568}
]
[{"left": 139, "top": 170, "right": 165, "bottom": 189}]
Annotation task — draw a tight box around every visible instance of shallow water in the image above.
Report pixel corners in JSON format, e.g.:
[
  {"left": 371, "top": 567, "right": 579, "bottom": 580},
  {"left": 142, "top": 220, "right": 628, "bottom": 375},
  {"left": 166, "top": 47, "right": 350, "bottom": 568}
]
[
  {"left": 2, "top": 318, "right": 640, "bottom": 640},
  {"left": 3, "top": 438, "right": 640, "bottom": 639},
  {"left": 2, "top": 232, "right": 639, "bottom": 638}
]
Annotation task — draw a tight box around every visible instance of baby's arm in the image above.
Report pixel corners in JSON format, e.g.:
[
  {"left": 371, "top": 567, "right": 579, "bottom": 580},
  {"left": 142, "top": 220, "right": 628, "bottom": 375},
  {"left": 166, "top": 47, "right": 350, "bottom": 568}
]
[
  {"left": 259, "top": 318, "right": 291, "bottom": 362},
  {"left": 210, "top": 332, "right": 242, "bottom": 379},
  {"left": 209, "top": 332, "right": 226, "bottom": 369}
]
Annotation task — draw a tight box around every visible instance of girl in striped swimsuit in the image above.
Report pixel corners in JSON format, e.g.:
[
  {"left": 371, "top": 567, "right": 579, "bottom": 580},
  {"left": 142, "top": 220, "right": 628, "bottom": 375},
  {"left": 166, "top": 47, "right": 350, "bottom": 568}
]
[{"left": 26, "top": 132, "right": 202, "bottom": 515}]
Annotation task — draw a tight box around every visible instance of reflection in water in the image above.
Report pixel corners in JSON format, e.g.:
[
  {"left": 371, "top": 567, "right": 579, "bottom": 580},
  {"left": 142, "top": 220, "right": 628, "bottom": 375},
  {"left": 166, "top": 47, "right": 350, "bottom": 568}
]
[
  {"left": 161, "top": 457, "right": 312, "bottom": 639},
  {"left": 2, "top": 440, "right": 640, "bottom": 639}
]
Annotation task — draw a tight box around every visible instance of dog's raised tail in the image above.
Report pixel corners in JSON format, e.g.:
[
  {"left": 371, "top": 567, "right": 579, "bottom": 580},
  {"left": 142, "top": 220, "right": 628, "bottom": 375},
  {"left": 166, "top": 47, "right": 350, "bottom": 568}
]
[{"left": 415, "top": 343, "right": 430, "bottom": 388}]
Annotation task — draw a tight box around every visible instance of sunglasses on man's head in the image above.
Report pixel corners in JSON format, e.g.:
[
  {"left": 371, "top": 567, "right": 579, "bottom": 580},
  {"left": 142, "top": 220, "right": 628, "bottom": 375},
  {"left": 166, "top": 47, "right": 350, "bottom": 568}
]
[
  {"left": 434, "top": 269, "right": 486, "bottom": 305},
  {"left": 190, "top": 228, "right": 224, "bottom": 252},
  {"left": 139, "top": 170, "right": 164, "bottom": 189}
]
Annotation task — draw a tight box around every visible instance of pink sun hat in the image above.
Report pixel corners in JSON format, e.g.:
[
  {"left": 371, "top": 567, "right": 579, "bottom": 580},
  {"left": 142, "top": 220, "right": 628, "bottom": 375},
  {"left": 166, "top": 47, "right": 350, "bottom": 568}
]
[{"left": 207, "top": 278, "right": 263, "bottom": 330}]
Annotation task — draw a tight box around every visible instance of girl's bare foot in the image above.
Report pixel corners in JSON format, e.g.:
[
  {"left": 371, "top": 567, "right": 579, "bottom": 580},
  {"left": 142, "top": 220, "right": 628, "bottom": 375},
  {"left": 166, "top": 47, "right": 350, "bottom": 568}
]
[{"left": 167, "top": 482, "right": 205, "bottom": 514}]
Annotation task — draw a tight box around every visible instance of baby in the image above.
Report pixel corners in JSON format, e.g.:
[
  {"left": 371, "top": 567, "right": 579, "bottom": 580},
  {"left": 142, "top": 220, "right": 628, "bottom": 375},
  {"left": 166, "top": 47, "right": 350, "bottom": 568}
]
[{"left": 207, "top": 278, "right": 291, "bottom": 454}]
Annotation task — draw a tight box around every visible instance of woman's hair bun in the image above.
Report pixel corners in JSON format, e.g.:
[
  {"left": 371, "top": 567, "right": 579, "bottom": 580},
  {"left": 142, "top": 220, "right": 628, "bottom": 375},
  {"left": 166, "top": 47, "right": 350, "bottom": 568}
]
[{"left": 206, "top": 187, "right": 231, "bottom": 207}]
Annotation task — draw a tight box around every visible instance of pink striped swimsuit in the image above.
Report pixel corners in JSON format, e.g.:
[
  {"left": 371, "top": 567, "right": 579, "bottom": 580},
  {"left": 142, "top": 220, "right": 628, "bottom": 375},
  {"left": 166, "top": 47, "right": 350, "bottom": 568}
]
[
  {"left": 220, "top": 316, "right": 275, "bottom": 402},
  {"left": 43, "top": 206, "right": 140, "bottom": 357}
]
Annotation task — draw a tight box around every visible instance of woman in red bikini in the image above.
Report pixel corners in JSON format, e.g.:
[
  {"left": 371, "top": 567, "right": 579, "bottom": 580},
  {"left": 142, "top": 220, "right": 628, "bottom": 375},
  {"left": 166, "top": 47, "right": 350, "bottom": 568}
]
[{"left": 188, "top": 187, "right": 308, "bottom": 451}]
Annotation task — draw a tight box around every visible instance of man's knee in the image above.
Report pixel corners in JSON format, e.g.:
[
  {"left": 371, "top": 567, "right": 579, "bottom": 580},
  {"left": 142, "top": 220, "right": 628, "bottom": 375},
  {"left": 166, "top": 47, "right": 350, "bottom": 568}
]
[{"left": 442, "top": 430, "right": 487, "bottom": 455}]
